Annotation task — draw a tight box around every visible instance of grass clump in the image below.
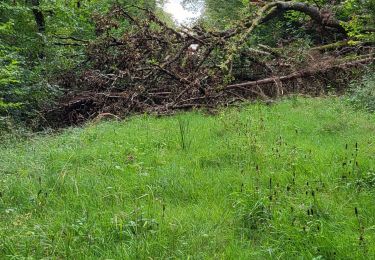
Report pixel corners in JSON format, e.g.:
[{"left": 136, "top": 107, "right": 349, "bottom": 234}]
[{"left": 0, "top": 97, "right": 375, "bottom": 258}]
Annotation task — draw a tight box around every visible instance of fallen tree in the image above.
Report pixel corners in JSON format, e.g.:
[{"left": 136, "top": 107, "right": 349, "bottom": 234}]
[
  {"left": 261, "top": 1, "right": 344, "bottom": 31},
  {"left": 43, "top": 1, "right": 374, "bottom": 127}
]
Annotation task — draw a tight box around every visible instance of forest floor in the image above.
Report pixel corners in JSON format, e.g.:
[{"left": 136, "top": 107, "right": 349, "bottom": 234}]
[{"left": 1, "top": 96, "right": 375, "bottom": 258}]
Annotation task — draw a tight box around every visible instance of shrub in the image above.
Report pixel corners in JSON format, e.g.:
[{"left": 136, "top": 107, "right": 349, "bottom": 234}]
[
  {"left": 347, "top": 71, "right": 375, "bottom": 113},
  {"left": 0, "top": 46, "right": 58, "bottom": 132}
]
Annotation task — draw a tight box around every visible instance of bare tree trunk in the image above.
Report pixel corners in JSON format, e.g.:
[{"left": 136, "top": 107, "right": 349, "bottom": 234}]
[
  {"left": 30, "top": 0, "right": 45, "bottom": 33},
  {"left": 29, "top": 0, "right": 46, "bottom": 59}
]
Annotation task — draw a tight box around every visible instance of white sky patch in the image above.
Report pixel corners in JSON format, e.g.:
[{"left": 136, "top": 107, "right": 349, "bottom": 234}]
[{"left": 163, "top": 0, "right": 202, "bottom": 25}]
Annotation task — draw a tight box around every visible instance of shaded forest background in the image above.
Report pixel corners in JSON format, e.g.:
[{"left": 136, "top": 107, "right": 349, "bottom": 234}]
[{"left": 0, "top": 0, "right": 374, "bottom": 131}]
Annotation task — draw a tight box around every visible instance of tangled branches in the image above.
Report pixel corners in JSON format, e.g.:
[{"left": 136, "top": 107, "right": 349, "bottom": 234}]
[{"left": 45, "top": 3, "right": 374, "bottom": 127}]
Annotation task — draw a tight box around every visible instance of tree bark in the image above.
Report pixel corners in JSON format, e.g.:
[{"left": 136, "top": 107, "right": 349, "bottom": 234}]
[
  {"left": 261, "top": 1, "right": 345, "bottom": 32},
  {"left": 30, "top": 0, "right": 45, "bottom": 33}
]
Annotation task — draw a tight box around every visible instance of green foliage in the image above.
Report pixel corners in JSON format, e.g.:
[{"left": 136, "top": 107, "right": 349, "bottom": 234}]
[
  {"left": 203, "top": 0, "right": 247, "bottom": 29},
  {"left": 337, "top": 0, "right": 375, "bottom": 41},
  {"left": 0, "top": 20, "right": 22, "bottom": 111},
  {"left": 0, "top": 21, "right": 28, "bottom": 131},
  {"left": 0, "top": 15, "right": 59, "bottom": 131},
  {"left": 1, "top": 98, "right": 375, "bottom": 258},
  {"left": 201, "top": 0, "right": 374, "bottom": 45},
  {"left": 0, "top": 0, "right": 159, "bottom": 130},
  {"left": 347, "top": 71, "right": 375, "bottom": 113},
  {"left": 0, "top": 49, "right": 22, "bottom": 111}
]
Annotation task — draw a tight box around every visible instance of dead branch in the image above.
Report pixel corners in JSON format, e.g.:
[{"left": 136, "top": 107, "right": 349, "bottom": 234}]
[
  {"left": 43, "top": 3, "right": 374, "bottom": 128},
  {"left": 226, "top": 57, "right": 374, "bottom": 89}
]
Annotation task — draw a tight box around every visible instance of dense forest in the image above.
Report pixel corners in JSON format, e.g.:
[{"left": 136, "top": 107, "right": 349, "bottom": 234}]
[{"left": 1, "top": 0, "right": 374, "bottom": 130}]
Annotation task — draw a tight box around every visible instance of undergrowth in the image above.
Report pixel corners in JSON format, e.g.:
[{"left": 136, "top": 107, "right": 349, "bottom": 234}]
[
  {"left": 347, "top": 71, "right": 375, "bottom": 113},
  {"left": 0, "top": 97, "right": 374, "bottom": 258}
]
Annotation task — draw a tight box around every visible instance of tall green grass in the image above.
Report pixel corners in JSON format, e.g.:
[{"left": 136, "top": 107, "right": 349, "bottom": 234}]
[{"left": 1, "top": 97, "right": 375, "bottom": 258}]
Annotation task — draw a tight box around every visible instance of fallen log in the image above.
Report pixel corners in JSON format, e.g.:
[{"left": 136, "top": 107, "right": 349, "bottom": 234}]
[{"left": 225, "top": 57, "right": 374, "bottom": 90}]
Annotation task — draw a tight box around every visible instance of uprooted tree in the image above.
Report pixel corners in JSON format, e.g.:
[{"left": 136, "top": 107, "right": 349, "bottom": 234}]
[{"left": 45, "top": 1, "right": 374, "bottom": 126}]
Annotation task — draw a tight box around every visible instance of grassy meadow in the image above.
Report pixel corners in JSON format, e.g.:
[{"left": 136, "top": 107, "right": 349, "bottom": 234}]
[{"left": 1, "top": 97, "right": 375, "bottom": 259}]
